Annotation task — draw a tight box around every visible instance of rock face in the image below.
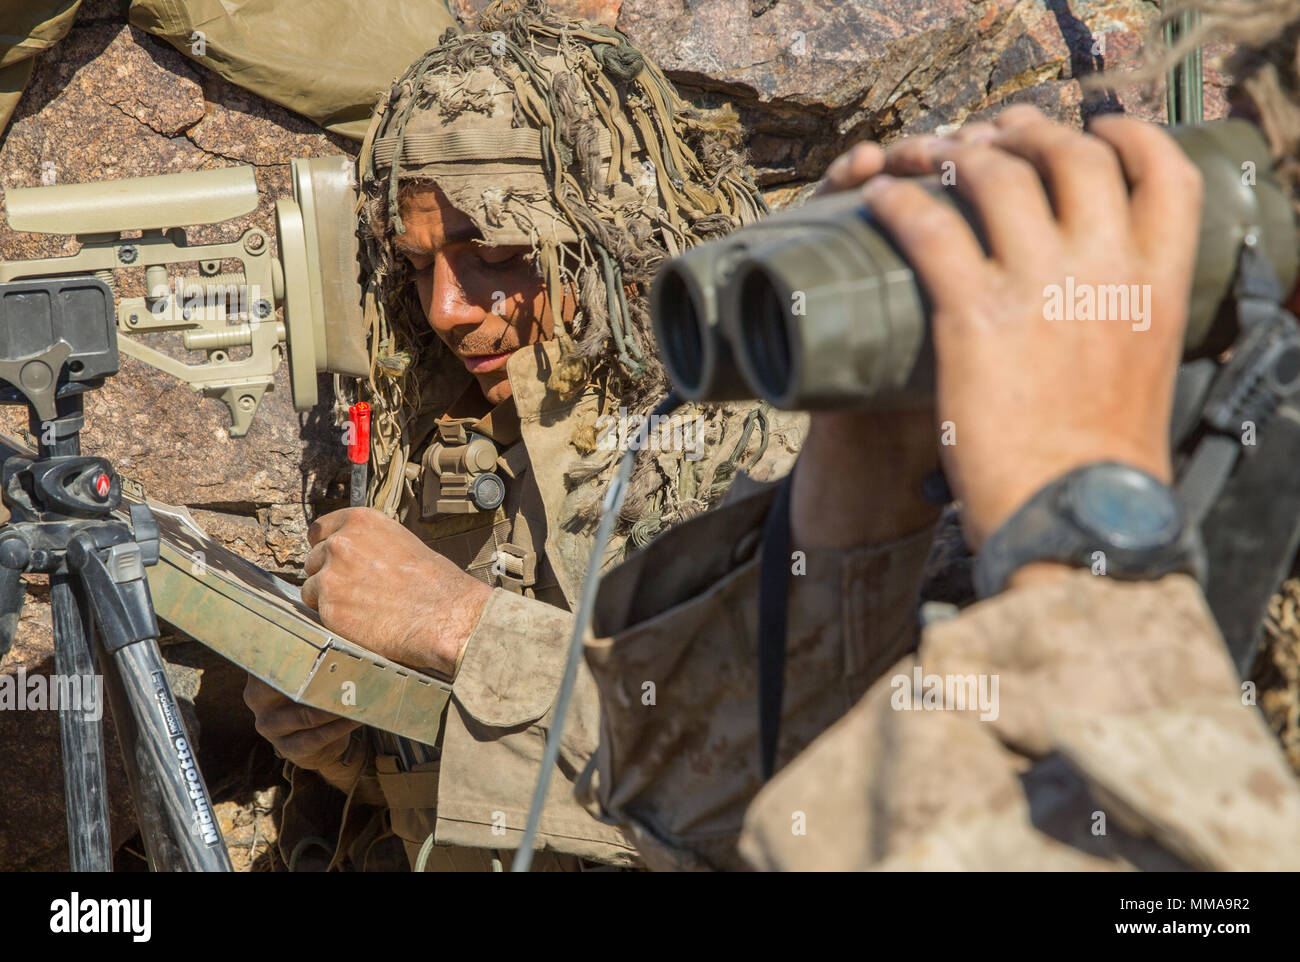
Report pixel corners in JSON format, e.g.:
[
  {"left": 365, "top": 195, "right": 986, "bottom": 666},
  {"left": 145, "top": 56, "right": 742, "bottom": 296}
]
[
  {"left": 0, "top": 0, "right": 1242, "bottom": 869},
  {"left": 456, "top": 0, "right": 1232, "bottom": 204},
  {"left": 0, "top": 19, "right": 354, "bottom": 570},
  {"left": 0, "top": 8, "right": 353, "bottom": 870}
]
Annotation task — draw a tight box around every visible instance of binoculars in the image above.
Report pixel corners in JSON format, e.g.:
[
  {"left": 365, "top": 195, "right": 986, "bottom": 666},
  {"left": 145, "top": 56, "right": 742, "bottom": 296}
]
[{"left": 651, "top": 120, "right": 1300, "bottom": 410}]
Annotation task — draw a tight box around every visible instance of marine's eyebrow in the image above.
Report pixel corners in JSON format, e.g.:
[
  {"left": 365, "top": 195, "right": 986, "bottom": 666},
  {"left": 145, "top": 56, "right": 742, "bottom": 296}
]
[{"left": 393, "top": 225, "right": 482, "bottom": 256}]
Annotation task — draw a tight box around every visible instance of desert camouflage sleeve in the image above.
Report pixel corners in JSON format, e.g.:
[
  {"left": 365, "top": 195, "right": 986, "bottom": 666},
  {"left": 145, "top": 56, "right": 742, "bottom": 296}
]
[
  {"left": 579, "top": 480, "right": 939, "bottom": 870},
  {"left": 425, "top": 587, "right": 639, "bottom": 865},
  {"left": 278, "top": 585, "right": 638, "bottom": 870},
  {"left": 738, "top": 571, "right": 1300, "bottom": 870}
]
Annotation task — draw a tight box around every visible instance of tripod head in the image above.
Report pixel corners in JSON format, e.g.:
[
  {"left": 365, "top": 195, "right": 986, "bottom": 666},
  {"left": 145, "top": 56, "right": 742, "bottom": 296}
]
[
  {"left": 0, "top": 277, "right": 157, "bottom": 653},
  {"left": 0, "top": 276, "right": 117, "bottom": 428},
  {"left": 0, "top": 282, "right": 226, "bottom": 870},
  {"left": 0, "top": 276, "right": 126, "bottom": 527}
]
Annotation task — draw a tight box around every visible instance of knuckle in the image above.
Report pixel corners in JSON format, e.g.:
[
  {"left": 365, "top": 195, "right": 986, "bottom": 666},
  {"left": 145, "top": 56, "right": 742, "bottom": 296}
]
[
  {"left": 316, "top": 566, "right": 340, "bottom": 600},
  {"left": 1041, "top": 135, "right": 1089, "bottom": 172},
  {"left": 907, "top": 201, "right": 960, "bottom": 245},
  {"left": 1101, "top": 115, "right": 1177, "bottom": 161},
  {"left": 1171, "top": 153, "right": 1204, "bottom": 198},
  {"left": 298, "top": 729, "right": 328, "bottom": 755},
  {"left": 1070, "top": 135, "right": 1117, "bottom": 170},
  {"left": 889, "top": 139, "right": 935, "bottom": 171},
  {"left": 277, "top": 734, "right": 307, "bottom": 764},
  {"left": 995, "top": 103, "right": 1045, "bottom": 127},
  {"left": 1109, "top": 115, "right": 1160, "bottom": 147},
  {"left": 967, "top": 146, "right": 1038, "bottom": 193},
  {"left": 954, "top": 122, "right": 995, "bottom": 143}
]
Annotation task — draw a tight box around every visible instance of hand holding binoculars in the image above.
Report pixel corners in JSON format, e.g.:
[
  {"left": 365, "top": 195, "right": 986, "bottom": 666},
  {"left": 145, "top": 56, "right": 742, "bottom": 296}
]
[{"left": 650, "top": 120, "right": 1300, "bottom": 411}]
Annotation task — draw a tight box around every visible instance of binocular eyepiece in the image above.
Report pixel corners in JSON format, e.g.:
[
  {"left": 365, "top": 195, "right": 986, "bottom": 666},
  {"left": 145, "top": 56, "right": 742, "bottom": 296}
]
[{"left": 652, "top": 120, "right": 1300, "bottom": 410}]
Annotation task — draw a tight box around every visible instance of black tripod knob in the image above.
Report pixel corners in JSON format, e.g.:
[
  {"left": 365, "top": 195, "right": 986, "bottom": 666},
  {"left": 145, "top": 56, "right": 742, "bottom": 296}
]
[{"left": 2, "top": 456, "right": 121, "bottom": 519}]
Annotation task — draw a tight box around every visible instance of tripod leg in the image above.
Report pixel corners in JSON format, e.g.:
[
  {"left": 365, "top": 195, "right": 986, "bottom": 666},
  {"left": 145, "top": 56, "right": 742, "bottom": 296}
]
[
  {"left": 50, "top": 573, "right": 112, "bottom": 872},
  {"left": 68, "top": 535, "right": 233, "bottom": 872},
  {"left": 109, "top": 639, "right": 232, "bottom": 871},
  {"left": 93, "top": 631, "right": 187, "bottom": 871},
  {"left": 0, "top": 538, "right": 29, "bottom": 659}
]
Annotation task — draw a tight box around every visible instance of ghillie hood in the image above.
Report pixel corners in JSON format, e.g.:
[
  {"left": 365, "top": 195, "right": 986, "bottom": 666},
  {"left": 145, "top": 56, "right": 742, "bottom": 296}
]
[{"left": 352, "top": 0, "right": 768, "bottom": 516}]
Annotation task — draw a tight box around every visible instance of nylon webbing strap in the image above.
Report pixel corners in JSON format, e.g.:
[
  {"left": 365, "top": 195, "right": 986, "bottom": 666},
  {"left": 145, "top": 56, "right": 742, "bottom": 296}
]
[
  {"left": 372, "top": 126, "right": 620, "bottom": 168},
  {"left": 757, "top": 472, "right": 794, "bottom": 783},
  {"left": 1176, "top": 433, "right": 1241, "bottom": 527},
  {"left": 1163, "top": 10, "right": 1204, "bottom": 126}
]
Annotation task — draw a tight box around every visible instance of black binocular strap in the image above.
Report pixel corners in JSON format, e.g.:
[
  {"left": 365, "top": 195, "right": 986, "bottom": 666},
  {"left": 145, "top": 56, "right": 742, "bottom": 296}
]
[
  {"left": 757, "top": 472, "right": 794, "bottom": 782},
  {"left": 755, "top": 467, "right": 949, "bottom": 782}
]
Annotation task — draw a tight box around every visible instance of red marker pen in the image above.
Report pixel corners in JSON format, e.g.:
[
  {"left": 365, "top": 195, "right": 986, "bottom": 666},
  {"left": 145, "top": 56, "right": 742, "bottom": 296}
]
[{"left": 348, "top": 402, "right": 370, "bottom": 508}]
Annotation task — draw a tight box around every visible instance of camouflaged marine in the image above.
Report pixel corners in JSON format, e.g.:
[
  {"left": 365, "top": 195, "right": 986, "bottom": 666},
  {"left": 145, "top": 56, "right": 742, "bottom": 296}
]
[
  {"left": 576, "top": 0, "right": 1300, "bottom": 872},
  {"left": 262, "top": 0, "right": 806, "bottom": 871}
]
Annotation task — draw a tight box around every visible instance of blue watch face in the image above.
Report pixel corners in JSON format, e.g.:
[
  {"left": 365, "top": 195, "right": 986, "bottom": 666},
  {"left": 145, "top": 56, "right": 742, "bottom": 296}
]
[{"left": 1065, "top": 466, "right": 1181, "bottom": 551}]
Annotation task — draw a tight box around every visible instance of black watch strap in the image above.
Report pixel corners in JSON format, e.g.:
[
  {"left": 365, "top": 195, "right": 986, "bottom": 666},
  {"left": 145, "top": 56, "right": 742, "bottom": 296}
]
[{"left": 973, "top": 462, "right": 1204, "bottom": 599}]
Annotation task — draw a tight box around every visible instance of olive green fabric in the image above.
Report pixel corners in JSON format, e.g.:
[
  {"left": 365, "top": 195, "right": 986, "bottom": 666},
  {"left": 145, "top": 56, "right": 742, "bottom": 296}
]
[
  {"left": 128, "top": 0, "right": 459, "bottom": 141},
  {"left": 0, "top": 1, "right": 83, "bottom": 136}
]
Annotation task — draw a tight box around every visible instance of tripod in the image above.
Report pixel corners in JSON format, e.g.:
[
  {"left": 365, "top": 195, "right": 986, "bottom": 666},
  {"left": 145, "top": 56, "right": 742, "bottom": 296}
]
[{"left": 0, "top": 280, "right": 231, "bottom": 871}]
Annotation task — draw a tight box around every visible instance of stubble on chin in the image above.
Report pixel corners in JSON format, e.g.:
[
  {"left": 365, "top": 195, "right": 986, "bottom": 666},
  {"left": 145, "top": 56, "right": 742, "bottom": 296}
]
[{"left": 479, "top": 372, "right": 513, "bottom": 404}]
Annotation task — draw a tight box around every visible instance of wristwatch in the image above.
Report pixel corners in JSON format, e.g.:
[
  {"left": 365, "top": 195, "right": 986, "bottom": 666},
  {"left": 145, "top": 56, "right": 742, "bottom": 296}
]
[{"left": 973, "top": 461, "right": 1205, "bottom": 599}]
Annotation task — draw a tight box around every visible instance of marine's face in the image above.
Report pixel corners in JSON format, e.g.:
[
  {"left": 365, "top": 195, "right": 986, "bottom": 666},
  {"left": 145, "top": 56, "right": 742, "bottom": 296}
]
[{"left": 394, "top": 182, "right": 576, "bottom": 405}]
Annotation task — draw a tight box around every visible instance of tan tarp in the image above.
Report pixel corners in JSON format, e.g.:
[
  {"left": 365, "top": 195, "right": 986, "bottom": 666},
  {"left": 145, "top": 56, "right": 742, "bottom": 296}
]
[
  {"left": 1, "top": 1, "right": 460, "bottom": 140},
  {"left": 129, "top": 0, "right": 459, "bottom": 140},
  {"left": 0, "top": 1, "right": 82, "bottom": 136}
]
